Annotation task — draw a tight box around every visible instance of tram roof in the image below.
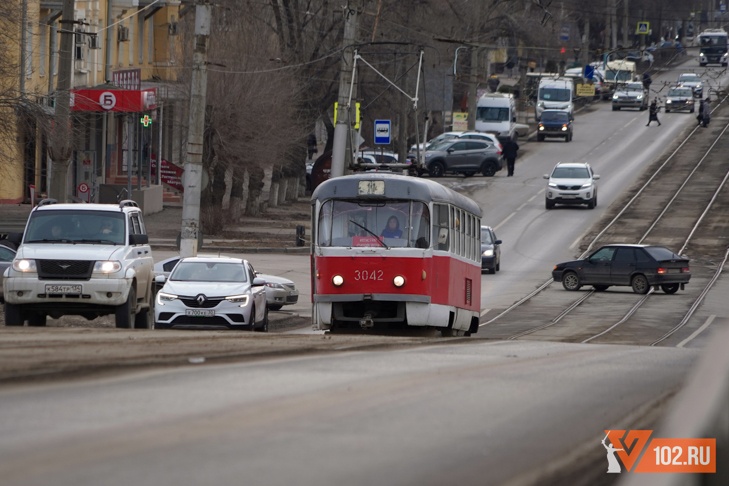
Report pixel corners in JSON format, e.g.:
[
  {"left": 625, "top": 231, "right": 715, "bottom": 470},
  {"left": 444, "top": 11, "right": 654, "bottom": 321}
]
[{"left": 311, "top": 173, "right": 482, "bottom": 217}]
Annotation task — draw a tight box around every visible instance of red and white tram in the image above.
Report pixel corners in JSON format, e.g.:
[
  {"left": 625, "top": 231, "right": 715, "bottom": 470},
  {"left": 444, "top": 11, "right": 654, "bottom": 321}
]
[{"left": 310, "top": 173, "right": 482, "bottom": 336}]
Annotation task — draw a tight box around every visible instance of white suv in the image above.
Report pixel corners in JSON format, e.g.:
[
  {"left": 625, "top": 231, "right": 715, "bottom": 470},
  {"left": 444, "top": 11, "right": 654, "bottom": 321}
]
[
  {"left": 3, "top": 199, "right": 155, "bottom": 328},
  {"left": 544, "top": 162, "right": 600, "bottom": 209}
]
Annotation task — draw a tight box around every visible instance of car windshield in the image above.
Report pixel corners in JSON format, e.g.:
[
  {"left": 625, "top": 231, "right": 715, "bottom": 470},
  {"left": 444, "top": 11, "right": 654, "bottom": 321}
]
[
  {"left": 476, "top": 107, "right": 510, "bottom": 122},
  {"left": 538, "top": 87, "right": 571, "bottom": 102},
  {"left": 541, "top": 111, "right": 568, "bottom": 122},
  {"left": 552, "top": 166, "right": 590, "bottom": 179},
  {"left": 669, "top": 88, "right": 693, "bottom": 97},
  {"left": 171, "top": 261, "right": 248, "bottom": 282},
  {"left": 679, "top": 74, "right": 699, "bottom": 82},
  {"left": 480, "top": 229, "right": 493, "bottom": 244},
  {"left": 317, "top": 199, "right": 430, "bottom": 248},
  {"left": 625, "top": 84, "right": 644, "bottom": 92},
  {"left": 23, "top": 210, "right": 126, "bottom": 245}
]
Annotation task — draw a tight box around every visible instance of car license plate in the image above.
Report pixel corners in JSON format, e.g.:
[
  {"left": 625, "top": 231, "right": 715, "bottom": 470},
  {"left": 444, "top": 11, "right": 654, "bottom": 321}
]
[
  {"left": 45, "top": 284, "right": 82, "bottom": 294},
  {"left": 185, "top": 309, "right": 215, "bottom": 317}
]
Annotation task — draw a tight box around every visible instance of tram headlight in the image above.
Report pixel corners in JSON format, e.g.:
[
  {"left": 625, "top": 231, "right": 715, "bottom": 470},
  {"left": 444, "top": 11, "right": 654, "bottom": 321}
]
[
  {"left": 393, "top": 275, "right": 405, "bottom": 287},
  {"left": 332, "top": 275, "right": 344, "bottom": 286}
]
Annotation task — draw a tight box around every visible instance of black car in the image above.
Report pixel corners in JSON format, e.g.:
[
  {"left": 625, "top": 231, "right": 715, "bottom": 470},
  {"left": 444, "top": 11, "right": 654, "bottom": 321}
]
[
  {"left": 537, "top": 110, "right": 573, "bottom": 142},
  {"left": 552, "top": 244, "right": 690, "bottom": 294},
  {"left": 480, "top": 225, "right": 502, "bottom": 274}
]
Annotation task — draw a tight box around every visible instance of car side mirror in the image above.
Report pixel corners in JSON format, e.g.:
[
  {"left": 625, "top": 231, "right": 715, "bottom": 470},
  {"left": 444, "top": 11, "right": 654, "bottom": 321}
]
[
  {"left": 154, "top": 275, "right": 167, "bottom": 284},
  {"left": 252, "top": 277, "right": 266, "bottom": 287},
  {"left": 543, "top": 174, "right": 549, "bottom": 179},
  {"left": 129, "top": 234, "right": 149, "bottom": 245},
  {"left": 447, "top": 148, "right": 454, "bottom": 153},
  {"left": 593, "top": 174, "right": 601, "bottom": 180},
  {"left": 494, "top": 239, "right": 503, "bottom": 245}
]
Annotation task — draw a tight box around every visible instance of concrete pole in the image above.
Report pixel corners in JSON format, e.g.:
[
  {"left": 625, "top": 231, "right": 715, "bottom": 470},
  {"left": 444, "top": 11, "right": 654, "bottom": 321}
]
[
  {"left": 180, "top": 1, "right": 211, "bottom": 258},
  {"left": 467, "top": 46, "right": 479, "bottom": 131},
  {"left": 48, "top": 0, "right": 75, "bottom": 202},
  {"left": 331, "top": 5, "right": 358, "bottom": 179}
]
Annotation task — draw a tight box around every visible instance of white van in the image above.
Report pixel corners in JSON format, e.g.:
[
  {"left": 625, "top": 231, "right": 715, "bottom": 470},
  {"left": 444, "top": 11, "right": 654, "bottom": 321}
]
[
  {"left": 536, "top": 77, "right": 574, "bottom": 121},
  {"left": 475, "top": 93, "right": 517, "bottom": 141}
]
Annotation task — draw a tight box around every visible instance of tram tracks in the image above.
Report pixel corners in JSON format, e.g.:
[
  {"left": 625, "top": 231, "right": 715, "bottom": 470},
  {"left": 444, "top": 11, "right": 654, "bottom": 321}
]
[{"left": 481, "top": 94, "right": 729, "bottom": 347}]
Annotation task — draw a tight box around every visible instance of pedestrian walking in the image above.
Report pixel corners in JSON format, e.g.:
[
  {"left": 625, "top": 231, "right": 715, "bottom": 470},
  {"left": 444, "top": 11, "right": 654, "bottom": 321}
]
[
  {"left": 646, "top": 99, "right": 661, "bottom": 126},
  {"left": 697, "top": 98, "right": 711, "bottom": 127},
  {"left": 501, "top": 137, "right": 519, "bottom": 176}
]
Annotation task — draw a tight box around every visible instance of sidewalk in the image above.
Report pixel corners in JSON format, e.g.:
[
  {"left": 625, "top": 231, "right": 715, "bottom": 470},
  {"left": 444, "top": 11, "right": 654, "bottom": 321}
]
[{"left": 1, "top": 199, "right": 312, "bottom": 254}]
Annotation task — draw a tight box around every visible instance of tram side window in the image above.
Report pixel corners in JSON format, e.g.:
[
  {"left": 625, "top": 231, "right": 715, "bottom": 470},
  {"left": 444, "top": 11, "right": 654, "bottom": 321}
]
[
  {"left": 412, "top": 203, "right": 431, "bottom": 249},
  {"left": 433, "top": 204, "right": 450, "bottom": 251}
]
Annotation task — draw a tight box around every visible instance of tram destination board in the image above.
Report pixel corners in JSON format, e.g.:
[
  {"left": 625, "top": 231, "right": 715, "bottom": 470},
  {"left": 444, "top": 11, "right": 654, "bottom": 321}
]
[{"left": 358, "top": 180, "right": 385, "bottom": 196}]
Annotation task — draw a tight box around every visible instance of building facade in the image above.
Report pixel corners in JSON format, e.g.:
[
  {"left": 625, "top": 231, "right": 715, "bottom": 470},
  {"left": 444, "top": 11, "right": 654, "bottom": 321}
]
[{"left": 1, "top": 0, "right": 185, "bottom": 212}]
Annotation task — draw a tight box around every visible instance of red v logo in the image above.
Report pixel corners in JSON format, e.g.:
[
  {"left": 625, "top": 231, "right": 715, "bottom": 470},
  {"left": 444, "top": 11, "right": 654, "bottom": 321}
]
[{"left": 605, "top": 430, "right": 653, "bottom": 471}]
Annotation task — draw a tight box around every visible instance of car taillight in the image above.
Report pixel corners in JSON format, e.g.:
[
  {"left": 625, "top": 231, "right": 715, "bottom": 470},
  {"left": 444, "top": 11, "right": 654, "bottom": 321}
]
[
  {"left": 657, "top": 267, "right": 666, "bottom": 274},
  {"left": 682, "top": 266, "right": 690, "bottom": 273}
]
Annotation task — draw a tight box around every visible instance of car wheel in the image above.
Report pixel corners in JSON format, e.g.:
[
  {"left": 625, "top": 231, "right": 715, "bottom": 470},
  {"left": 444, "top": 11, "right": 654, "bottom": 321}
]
[
  {"left": 661, "top": 283, "right": 680, "bottom": 294},
  {"left": 428, "top": 162, "right": 445, "bottom": 178},
  {"left": 27, "top": 312, "right": 47, "bottom": 327},
  {"left": 115, "top": 286, "right": 136, "bottom": 329},
  {"left": 256, "top": 307, "right": 269, "bottom": 332},
  {"left": 496, "top": 260, "right": 500, "bottom": 272},
  {"left": 700, "top": 62, "right": 707, "bottom": 67},
  {"left": 488, "top": 267, "right": 496, "bottom": 275},
  {"left": 593, "top": 285, "right": 609, "bottom": 291},
  {"left": 612, "top": 106, "right": 619, "bottom": 111},
  {"left": 268, "top": 304, "right": 283, "bottom": 311},
  {"left": 4, "top": 303, "right": 24, "bottom": 326},
  {"left": 463, "top": 172, "right": 475, "bottom": 178},
  {"left": 631, "top": 274, "right": 650, "bottom": 294},
  {"left": 689, "top": 107, "right": 694, "bottom": 113},
  {"left": 481, "top": 161, "right": 497, "bottom": 177},
  {"left": 665, "top": 108, "right": 671, "bottom": 113},
  {"left": 545, "top": 199, "right": 555, "bottom": 209},
  {"left": 587, "top": 197, "right": 596, "bottom": 209},
  {"left": 562, "top": 271, "right": 582, "bottom": 291}
]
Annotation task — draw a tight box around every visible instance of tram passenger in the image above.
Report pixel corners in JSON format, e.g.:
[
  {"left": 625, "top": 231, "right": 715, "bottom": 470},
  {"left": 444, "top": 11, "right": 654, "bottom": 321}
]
[{"left": 380, "top": 216, "right": 403, "bottom": 238}]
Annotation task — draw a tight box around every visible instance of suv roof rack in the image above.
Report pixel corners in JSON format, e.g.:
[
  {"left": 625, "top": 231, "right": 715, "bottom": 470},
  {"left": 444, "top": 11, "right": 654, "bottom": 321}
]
[
  {"left": 37, "top": 198, "right": 58, "bottom": 207},
  {"left": 119, "top": 199, "right": 140, "bottom": 208}
]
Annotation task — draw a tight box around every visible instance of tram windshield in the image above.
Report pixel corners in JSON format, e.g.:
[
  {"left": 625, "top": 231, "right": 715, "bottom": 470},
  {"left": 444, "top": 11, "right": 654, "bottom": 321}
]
[{"left": 317, "top": 199, "right": 430, "bottom": 248}]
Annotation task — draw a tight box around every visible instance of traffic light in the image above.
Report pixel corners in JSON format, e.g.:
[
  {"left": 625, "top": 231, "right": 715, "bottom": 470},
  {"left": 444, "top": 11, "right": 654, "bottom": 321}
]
[{"left": 560, "top": 46, "right": 566, "bottom": 54}]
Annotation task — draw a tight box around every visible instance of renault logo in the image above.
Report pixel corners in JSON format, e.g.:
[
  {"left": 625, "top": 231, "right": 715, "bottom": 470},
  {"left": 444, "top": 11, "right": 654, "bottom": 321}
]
[{"left": 196, "top": 294, "right": 206, "bottom": 305}]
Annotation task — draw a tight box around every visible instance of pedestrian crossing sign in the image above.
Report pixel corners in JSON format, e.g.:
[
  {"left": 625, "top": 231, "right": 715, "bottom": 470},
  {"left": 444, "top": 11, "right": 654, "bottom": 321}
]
[{"left": 636, "top": 21, "right": 650, "bottom": 35}]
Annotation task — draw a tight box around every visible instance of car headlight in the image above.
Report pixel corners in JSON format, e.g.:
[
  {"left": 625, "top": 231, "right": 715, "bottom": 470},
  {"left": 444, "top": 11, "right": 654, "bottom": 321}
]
[
  {"left": 226, "top": 294, "right": 249, "bottom": 306},
  {"left": 561, "top": 125, "right": 567, "bottom": 131},
  {"left": 265, "top": 282, "right": 285, "bottom": 290},
  {"left": 482, "top": 249, "right": 494, "bottom": 257},
  {"left": 12, "top": 259, "right": 37, "bottom": 273},
  {"left": 612, "top": 94, "right": 618, "bottom": 100},
  {"left": 666, "top": 99, "right": 672, "bottom": 104},
  {"left": 157, "top": 291, "right": 178, "bottom": 304},
  {"left": 581, "top": 182, "right": 593, "bottom": 189},
  {"left": 538, "top": 124, "right": 545, "bottom": 130},
  {"left": 537, "top": 101, "right": 544, "bottom": 108},
  {"left": 93, "top": 260, "right": 122, "bottom": 274},
  {"left": 548, "top": 182, "right": 558, "bottom": 188},
  {"left": 636, "top": 94, "right": 643, "bottom": 99}
]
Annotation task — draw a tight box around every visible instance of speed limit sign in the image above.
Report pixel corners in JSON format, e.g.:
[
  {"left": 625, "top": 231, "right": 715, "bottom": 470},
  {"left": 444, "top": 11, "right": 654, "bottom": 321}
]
[{"left": 78, "top": 182, "right": 89, "bottom": 194}]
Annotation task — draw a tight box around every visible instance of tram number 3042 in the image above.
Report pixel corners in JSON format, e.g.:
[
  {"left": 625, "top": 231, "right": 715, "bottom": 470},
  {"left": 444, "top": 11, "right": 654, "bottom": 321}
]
[{"left": 354, "top": 269, "right": 384, "bottom": 281}]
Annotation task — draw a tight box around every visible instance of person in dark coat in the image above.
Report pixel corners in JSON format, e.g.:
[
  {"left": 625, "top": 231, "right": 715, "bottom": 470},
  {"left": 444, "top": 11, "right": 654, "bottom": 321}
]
[
  {"left": 501, "top": 138, "right": 520, "bottom": 176},
  {"left": 646, "top": 99, "right": 661, "bottom": 126},
  {"left": 697, "top": 98, "right": 710, "bottom": 127}
]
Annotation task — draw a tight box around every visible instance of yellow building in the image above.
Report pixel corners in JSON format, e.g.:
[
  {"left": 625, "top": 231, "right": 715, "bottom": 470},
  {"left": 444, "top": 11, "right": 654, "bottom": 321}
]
[{"left": 1, "top": 0, "right": 184, "bottom": 210}]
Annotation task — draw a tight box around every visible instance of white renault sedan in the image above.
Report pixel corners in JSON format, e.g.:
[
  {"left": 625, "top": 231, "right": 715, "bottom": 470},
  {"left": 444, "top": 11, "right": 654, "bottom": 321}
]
[{"left": 154, "top": 256, "right": 268, "bottom": 331}]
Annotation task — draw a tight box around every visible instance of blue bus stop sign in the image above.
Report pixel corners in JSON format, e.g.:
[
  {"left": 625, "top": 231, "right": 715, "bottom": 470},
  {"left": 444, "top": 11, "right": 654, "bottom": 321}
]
[{"left": 374, "top": 120, "right": 391, "bottom": 145}]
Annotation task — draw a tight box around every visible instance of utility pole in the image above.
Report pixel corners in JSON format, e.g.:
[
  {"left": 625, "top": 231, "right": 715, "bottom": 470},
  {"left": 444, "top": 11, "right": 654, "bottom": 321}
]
[
  {"left": 179, "top": 0, "right": 211, "bottom": 258},
  {"left": 48, "top": 0, "right": 75, "bottom": 202},
  {"left": 331, "top": 5, "right": 358, "bottom": 179},
  {"left": 467, "top": 45, "right": 480, "bottom": 131}
]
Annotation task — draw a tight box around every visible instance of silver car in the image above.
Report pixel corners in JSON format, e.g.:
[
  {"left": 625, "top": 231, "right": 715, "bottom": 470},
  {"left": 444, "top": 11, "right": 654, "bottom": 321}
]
[
  {"left": 664, "top": 86, "right": 696, "bottom": 113},
  {"left": 676, "top": 73, "right": 703, "bottom": 98},
  {"left": 154, "top": 255, "right": 298, "bottom": 311},
  {"left": 423, "top": 139, "right": 503, "bottom": 178},
  {"left": 0, "top": 242, "right": 17, "bottom": 303},
  {"left": 544, "top": 162, "right": 600, "bottom": 209},
  {"left": 611, "top": 82, "right": 648, "bottom": 111},
  {"left": 154, "top": 256, "right": 268, "bottom": 330}
]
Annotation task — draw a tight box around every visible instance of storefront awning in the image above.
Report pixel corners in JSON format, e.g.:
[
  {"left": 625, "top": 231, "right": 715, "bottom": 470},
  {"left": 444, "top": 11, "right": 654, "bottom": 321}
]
[{"left": 71, "top": 88, "right": 158, "bottom": 112}]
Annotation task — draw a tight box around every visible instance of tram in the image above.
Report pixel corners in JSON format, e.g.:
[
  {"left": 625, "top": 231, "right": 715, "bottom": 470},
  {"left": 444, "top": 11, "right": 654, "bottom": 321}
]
[{"left": 310, "top": 173, "right": 482, "bottom": 336}]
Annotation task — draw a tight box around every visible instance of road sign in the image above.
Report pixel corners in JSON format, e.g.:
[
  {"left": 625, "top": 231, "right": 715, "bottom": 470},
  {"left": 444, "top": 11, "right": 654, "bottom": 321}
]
[
  {"left": 374, "top": 120, "right": 391, "bottom": 145},
  {"left": 584, "top": 65, "right": 595, "bottom": 80},
  {"left": 560, "top": 25, "right": 570, "bottom": 42},
  {"left": 636, "top": 21, "right": 650, "bottom": 35},
  {"left": 77, "top": 182, "right": 89, "bottom": 194}
]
